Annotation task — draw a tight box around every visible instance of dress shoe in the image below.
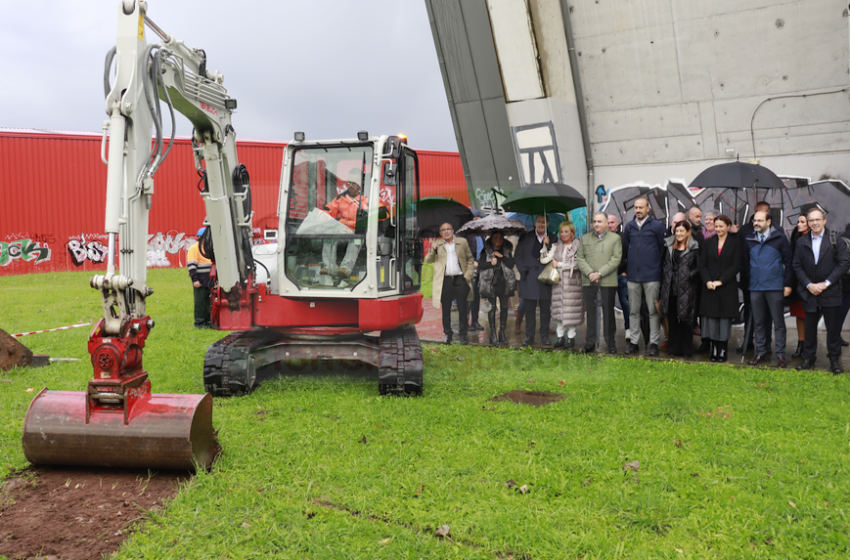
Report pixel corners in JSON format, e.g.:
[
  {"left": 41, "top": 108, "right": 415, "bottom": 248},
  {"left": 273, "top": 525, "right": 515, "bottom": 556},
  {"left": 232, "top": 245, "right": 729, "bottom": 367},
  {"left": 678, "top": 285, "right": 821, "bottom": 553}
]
[
  {"left": 659, "top": 340, "right": 669, "bottom": 350},
  {"left": 830, "top": 359, "right": 844, "bottom": 374},
  {"left": 553, "top": 337, "right": 566, "bottom": 349},
  {"left": 580, "top": 346, "right": 594, "bottom": 354},
  {"left": 459, "top": 338, "right": 469, "bottom": 346},
  {"left": 540, "top": 336, "right": 552, "bottom": 346},
  {"left": 842, "top": 338, "right": 849, "bottom": 348},
  {"left": 564, "top": 338, "right": 576, "bottom": 350},
  {"left": 470, "top": 321, "right": 484, "bottom": 331},
  {"left": 442, "top": 333, "right": 453, "bottom": 345},
  {"left": 607, "top": 346, "right": 617, "bottom": 354},
  {"left": 522, "top": 337, "right": 534, "bottom": 347},
  {"left": 624, "top": 343, "right": 640, "bottom": 355},
  {"left": 748, "top": 354, "right": 767, "bottom": 366},
  {"left": 776, "top": 356, "right": 787, "bottom": 368},
  {"left": 796, "top": 357, "right": 816, "bottom": 370},
  {"left": 791, "top": 341, "right": 805, "bottom": 358},
  {"left": 648, "top": 344, "right": 659, "bottom": 356}
]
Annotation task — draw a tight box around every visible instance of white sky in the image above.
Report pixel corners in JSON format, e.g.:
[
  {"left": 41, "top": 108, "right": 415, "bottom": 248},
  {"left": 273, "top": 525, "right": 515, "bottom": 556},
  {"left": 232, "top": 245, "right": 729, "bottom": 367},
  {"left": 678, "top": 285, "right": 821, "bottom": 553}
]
[{"left": 0, "top": 0, "right": 458, "bottom": 151}]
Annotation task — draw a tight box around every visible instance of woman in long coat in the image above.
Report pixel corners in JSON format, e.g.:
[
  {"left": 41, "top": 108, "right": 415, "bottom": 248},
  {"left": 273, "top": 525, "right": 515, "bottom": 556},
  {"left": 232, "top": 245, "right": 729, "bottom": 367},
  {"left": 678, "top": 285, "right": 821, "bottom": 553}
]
[
  {"left": 659, "top": 220, "right": 701, "bottom": 357},
  {"left": 550, "top": 222, "right": 584, "bottom": 349},
  {"left": 698, "top": 214, "right": 741, "bottom": 362},
  {"left": 478, "top": 231, "right": 516, "bottom": 345}
]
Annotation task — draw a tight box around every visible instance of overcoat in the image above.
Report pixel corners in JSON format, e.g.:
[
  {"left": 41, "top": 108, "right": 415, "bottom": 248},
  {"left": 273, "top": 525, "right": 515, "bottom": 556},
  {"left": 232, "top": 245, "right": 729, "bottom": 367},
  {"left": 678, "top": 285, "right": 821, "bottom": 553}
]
[
  {"left": 515, "top": 230, "right": 557, "bottom": 300},
  {"left": 550, "top": 238, "right": 584, "bottom": 325},
  {"left": 792, "top": 228, "right": 850, "bottom": 312},
  {"left": 698, "top": 234, "right": 742, "bottom": 319}
]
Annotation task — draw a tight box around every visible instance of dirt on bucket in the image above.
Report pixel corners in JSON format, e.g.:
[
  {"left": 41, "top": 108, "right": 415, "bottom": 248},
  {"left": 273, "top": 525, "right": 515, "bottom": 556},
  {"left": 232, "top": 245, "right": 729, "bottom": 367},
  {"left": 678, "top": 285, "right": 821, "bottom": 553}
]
[
  {"left": 0, "top": 466, "right": 190, "bottom": 560},
  {"left": 489, "top": 390, "right": 566, "bottom": 407}
]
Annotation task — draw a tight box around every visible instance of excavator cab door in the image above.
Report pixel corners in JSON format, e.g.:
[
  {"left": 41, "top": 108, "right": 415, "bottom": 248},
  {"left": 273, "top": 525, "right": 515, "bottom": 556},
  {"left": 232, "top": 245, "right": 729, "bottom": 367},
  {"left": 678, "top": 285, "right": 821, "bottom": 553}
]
[{"left": 398, "top": 148, "right": 422, "bottom": 294}]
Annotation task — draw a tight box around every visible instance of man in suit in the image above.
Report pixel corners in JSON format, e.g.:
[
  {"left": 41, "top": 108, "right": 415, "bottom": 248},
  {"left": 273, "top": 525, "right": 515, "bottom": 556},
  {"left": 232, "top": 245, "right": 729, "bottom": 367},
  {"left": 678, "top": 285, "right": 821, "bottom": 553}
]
[
  {"left": 425, "top": 222, "right": 475, "bottom": 345},
  {"left": 516, "top": 215, "right": 557, "bottom": 346},
  {"left": 793, "top": 208, "right": 850, "bottom": 373},
  {"left": 744, "top": 210, "right": 793, "bottom": 368},
  {"left": 622, "top": 197, "right": 666, "bottom": 356},
  {"left": 578, "top": 212, "right": 623, "bottom": 354},
  {"left": 607, "top": 213, "right": 630, "bottom": 341}
]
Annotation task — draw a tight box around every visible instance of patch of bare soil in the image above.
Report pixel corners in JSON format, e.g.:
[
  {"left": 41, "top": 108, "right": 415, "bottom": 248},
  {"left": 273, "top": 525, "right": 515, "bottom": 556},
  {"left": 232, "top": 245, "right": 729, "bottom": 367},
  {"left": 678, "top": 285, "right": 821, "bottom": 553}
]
[
  {"left": 0, "top": 466, "right": 190, "bottom": 560},
  {"left": 490, "top": 390, "right": 566, "bottom": 407}
]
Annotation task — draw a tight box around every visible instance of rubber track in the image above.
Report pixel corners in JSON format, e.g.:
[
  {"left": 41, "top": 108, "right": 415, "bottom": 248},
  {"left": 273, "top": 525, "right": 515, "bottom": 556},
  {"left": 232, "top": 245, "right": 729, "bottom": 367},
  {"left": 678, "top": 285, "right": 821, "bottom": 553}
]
[
  {"left": 378, "top": 325, "right": 423, "bottom": 396},
  {"left": 203, "top": 330, "right": 269, "bottom": 397}
]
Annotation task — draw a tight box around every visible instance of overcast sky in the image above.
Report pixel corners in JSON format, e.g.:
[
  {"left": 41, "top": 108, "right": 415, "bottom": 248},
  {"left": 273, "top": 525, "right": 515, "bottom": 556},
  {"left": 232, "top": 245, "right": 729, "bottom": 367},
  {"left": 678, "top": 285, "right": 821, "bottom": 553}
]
[{"left": 0, "top": 0, "right": 458, "bottom": 152}]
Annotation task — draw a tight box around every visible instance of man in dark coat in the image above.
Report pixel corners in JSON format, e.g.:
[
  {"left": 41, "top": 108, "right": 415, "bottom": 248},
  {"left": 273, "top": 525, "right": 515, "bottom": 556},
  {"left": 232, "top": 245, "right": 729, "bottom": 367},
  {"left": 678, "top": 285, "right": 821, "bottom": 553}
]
[
  {"left": 687, "top": 206, "right": 705, "bottom": 245},
  {"left": 793, "top": 208, "right": 850, "bottom": 374},
  {"left": 516, "top": 215, "right": 557, "bottom": 346},
  {"left": 744, "top": 210, "right": 793, "bottom": 368},
  {"left": 734, "top": 201, "right": 772, "bottom": 353},
  {"left": 622, "top": 196, "right": 666, "bottom": 356}
]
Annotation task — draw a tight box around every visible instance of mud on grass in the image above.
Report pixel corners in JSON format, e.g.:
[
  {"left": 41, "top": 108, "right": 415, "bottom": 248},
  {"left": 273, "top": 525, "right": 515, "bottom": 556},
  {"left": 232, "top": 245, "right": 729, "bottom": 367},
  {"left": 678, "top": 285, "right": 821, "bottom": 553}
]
[{"left": 0, "top": 467, "right": 189, "bottom": 560}]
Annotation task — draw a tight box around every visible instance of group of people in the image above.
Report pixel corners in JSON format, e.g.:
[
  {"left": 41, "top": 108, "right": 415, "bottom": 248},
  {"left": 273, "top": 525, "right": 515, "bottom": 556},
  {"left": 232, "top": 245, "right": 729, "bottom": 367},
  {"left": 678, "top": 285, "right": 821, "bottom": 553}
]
[{"left": 425, "top": 197, "right": 850, "bottom": 374}]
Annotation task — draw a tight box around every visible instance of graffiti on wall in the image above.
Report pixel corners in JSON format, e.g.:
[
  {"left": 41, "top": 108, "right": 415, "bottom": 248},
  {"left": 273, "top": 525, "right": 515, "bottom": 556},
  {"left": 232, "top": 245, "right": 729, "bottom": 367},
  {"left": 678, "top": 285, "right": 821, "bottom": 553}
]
[
  {"left": 512, "top": 122, "right": 561, "bottom": 186},
  {"left": 600, "top": 177, "right": 850, "bottom": 238},
  {"left": 147, "top": 231, "right": 194, "bottom": 267},
  {"left": 67, "top": 234, "right": 108, "bottom": 266},
  {"left": 0, "top": 238, "right": 51, "bottom": 267}
]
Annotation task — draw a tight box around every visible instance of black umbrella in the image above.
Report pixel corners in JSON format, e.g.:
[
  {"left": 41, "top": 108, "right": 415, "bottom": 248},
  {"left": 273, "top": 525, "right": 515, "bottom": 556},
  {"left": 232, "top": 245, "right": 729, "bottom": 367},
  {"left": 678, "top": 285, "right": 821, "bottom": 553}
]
[
  {"left": 416, "top": 197, "right": 474, "bottom": 237},
  {"left": 688, "top": 161, "right": 785, "bottom": 190},
  {"left": 501, "top": 183, "right": 586, "bottom": 215}
]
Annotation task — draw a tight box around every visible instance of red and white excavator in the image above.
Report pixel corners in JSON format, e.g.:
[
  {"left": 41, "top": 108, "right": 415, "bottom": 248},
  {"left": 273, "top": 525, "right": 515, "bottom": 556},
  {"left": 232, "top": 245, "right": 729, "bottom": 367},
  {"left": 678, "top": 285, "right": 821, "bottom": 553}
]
[{"left": 22, "top": 0, "right": 424, "bottom": 471}]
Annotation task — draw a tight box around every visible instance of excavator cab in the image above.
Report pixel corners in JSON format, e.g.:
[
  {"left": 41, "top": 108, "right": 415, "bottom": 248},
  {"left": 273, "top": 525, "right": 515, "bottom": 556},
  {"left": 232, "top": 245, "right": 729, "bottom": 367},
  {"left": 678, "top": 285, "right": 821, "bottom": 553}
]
[{"left": 204, "top": 134, "right": 424, "bottom": 397}]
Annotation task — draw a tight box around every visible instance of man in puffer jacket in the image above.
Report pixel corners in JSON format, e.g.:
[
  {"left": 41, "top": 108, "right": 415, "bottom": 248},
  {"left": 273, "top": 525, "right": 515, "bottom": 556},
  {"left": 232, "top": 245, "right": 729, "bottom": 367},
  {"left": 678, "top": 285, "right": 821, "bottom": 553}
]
[
  {"left": 744, "top": 210, "right": 793, "bottom": 368},
  {"left": 621, "top": 196, "right": 666, "bottom": 356}
]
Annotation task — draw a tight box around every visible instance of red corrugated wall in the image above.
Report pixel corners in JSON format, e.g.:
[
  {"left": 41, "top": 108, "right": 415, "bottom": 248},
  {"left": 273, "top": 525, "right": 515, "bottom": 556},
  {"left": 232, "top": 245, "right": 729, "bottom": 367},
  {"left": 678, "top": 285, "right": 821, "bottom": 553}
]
[{"left": 0, "top": 130, "right": 467, "bottom": 276}]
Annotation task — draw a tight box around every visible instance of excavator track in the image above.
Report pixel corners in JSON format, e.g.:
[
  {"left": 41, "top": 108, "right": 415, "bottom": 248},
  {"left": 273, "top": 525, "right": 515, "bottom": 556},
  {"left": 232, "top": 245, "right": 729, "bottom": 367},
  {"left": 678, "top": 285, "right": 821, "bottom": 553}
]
[{"left": 204, "top": 326, "right": 423, "bottom": 397}]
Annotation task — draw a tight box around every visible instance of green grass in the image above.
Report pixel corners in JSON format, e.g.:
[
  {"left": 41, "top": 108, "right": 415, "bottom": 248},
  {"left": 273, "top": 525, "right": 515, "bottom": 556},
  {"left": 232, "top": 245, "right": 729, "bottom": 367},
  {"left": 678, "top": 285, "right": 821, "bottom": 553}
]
[{"left": 2, "top": 270, "right": 850, "bottom": 558}]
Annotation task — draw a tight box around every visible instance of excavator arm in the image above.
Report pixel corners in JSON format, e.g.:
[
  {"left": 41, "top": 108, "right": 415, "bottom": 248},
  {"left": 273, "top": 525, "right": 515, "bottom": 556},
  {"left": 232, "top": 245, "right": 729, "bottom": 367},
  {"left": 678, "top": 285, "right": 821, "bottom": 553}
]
[{"left": 20, "top": 0, "right": 251, "bottom": 471}]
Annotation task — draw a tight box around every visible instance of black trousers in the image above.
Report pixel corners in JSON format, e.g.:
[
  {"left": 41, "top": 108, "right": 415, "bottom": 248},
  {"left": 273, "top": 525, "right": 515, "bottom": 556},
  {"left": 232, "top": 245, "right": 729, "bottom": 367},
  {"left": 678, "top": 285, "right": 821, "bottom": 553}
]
[
  {"left": 193, "top": 286, "right": 211, "bottom": 326},
  {"left": 803, "top": 305, "right": 843, "bottom": 360},
  {"left": 468, "top": 269, "right": 481, "bottom": 325},
  {"left": 667, "top": 295, "right": 693, "bottom": 357},
  {"left": 584, "top": 285, "right": 616, "bottom": 349},
  {"left": 441, "top": 276, "right": 470, "bottom": 336},
  {"left": 524, "top": 299, "right": 552, "bottom": 339}
]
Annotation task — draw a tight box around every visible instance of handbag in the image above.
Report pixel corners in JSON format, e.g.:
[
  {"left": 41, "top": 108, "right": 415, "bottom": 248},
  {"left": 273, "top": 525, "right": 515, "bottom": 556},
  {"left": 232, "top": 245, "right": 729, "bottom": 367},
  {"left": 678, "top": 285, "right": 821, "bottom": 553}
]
[{"left": 537, "top": 262, "right": 560, "bottom": 285}]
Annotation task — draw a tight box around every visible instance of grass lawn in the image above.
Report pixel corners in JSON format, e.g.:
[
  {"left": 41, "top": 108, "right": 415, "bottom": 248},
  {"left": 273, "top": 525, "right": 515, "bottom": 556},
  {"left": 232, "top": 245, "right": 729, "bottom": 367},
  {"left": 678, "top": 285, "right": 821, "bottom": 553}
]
[{"left": 2, "top": 269, "right": 850, "bottom": 558}]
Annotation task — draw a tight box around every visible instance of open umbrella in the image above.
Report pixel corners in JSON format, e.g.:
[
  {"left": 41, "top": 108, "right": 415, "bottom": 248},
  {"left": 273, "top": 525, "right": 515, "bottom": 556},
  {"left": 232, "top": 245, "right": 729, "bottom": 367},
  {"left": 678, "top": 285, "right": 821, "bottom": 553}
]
[
  {"left": 689, "top": 161, "right": 785, "bottom": 191},
  {"left": 501, "top": 183, "right": 586, "bottom": 215},
  {"left": 456, "top": 213, "right": 528, "bottom": 237},
  {"left": 416, "top": 197, "right": 473, "bottom": 237}
]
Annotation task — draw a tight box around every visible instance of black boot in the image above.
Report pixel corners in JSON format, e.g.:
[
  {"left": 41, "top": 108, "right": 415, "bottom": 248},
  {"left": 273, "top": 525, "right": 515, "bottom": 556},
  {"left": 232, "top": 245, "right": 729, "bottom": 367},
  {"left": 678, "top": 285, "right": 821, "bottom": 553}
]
[
  {"left": 791, "top": 341, "right": 804, "bottom": 358},
  {"left": 498, "top": 315, "right": 509, "bottom": 345},
  {"left": 553, "top": 337, "right": 565, "bottom": 349},
  {"left": 709, "top": 341, "right": 718, "bottom": 362},
  {"left": 718, "top": 341, "right": 728, "bottom": 362},
  {"left": 488, "top": 309, "right": 498, "bottom": 346},
  {"left": 564, "top": 337, "right": 575, "bottom": 350}
]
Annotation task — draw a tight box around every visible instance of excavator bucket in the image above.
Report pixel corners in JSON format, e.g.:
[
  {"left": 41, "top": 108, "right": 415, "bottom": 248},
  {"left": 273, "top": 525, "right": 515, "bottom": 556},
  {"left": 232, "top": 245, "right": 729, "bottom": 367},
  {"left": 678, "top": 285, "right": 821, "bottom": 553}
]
[
  {"left": 22, "top": 390, "right": 216, "bottom": 471},
  {"left": 0, "top": 328, "right": 34, "bottom": 371}
]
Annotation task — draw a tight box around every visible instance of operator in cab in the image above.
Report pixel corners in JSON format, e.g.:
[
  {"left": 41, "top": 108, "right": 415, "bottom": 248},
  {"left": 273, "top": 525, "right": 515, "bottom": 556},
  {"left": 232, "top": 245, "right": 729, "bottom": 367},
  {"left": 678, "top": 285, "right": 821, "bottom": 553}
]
[{"left": 321, "top": 169, "right": 388, "bottom": 280}]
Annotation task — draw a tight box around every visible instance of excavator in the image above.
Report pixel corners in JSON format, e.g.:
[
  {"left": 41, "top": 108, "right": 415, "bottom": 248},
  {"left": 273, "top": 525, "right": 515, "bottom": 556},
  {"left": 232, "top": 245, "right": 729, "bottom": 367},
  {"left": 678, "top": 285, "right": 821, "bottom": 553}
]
[{"left": 21, "top": 0, "right": 424, "bottom": 472}]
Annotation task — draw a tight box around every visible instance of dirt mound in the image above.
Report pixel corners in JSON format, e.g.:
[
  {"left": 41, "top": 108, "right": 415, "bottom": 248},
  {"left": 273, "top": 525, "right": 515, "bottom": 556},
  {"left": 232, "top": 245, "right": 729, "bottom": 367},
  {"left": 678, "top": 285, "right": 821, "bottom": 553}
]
[{"left": 0, "top": 466, "right": 189, "bottom": 560}]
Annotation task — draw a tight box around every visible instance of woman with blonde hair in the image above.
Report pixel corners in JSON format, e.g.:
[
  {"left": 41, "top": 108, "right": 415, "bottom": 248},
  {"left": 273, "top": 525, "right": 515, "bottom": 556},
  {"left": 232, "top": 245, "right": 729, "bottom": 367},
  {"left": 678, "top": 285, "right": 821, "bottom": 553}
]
[{"left": 549, "top": 221, "right": 584, "bottom": 349}]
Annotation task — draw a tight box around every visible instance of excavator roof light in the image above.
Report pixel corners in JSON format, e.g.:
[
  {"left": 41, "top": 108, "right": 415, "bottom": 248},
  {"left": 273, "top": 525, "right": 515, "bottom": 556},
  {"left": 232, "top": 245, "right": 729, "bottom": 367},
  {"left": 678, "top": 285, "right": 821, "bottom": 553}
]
[
  {"left": 398, "top": 134, "right": 408, "bottom": 144},
  {"left": 294, "top": 131, "right": 305, "bottom": 142},
  {"left": 357, "top": 130, "right": 369, "bottom": 141}
]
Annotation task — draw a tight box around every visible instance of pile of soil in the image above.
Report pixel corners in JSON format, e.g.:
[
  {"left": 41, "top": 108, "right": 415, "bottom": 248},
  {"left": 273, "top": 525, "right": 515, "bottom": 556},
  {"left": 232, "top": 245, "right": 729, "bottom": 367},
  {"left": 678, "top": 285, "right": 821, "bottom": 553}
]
[
  {"left": 490, "top": 390, "right": 566, "bottom": 407},
  {"left": 0, "top": 466, "right": 189, "bottom": 560}
]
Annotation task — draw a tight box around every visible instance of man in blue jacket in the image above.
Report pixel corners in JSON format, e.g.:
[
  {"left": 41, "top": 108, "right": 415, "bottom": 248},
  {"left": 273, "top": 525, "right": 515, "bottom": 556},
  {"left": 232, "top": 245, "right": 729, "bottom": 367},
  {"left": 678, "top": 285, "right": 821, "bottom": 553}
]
[
  {"left": 622, "top": 197, "right": 666, "bottom": 356},
  {"left": 745, "top": 210, "right": 793, "bottom": 368}
]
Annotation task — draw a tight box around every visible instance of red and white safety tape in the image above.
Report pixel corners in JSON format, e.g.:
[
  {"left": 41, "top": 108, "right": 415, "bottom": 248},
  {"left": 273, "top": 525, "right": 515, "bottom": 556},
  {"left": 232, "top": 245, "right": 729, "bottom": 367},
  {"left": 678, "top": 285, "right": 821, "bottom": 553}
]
[{"left": 12, "top": 323, "right": 94, "bottom": 337}]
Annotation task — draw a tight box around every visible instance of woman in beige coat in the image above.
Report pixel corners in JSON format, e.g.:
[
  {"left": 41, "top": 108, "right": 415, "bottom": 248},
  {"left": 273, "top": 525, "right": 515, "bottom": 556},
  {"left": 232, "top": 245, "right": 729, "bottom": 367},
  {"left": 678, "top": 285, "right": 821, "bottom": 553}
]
[{"left": 550, "top": 222, "right": 584, "bottom": 349}]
